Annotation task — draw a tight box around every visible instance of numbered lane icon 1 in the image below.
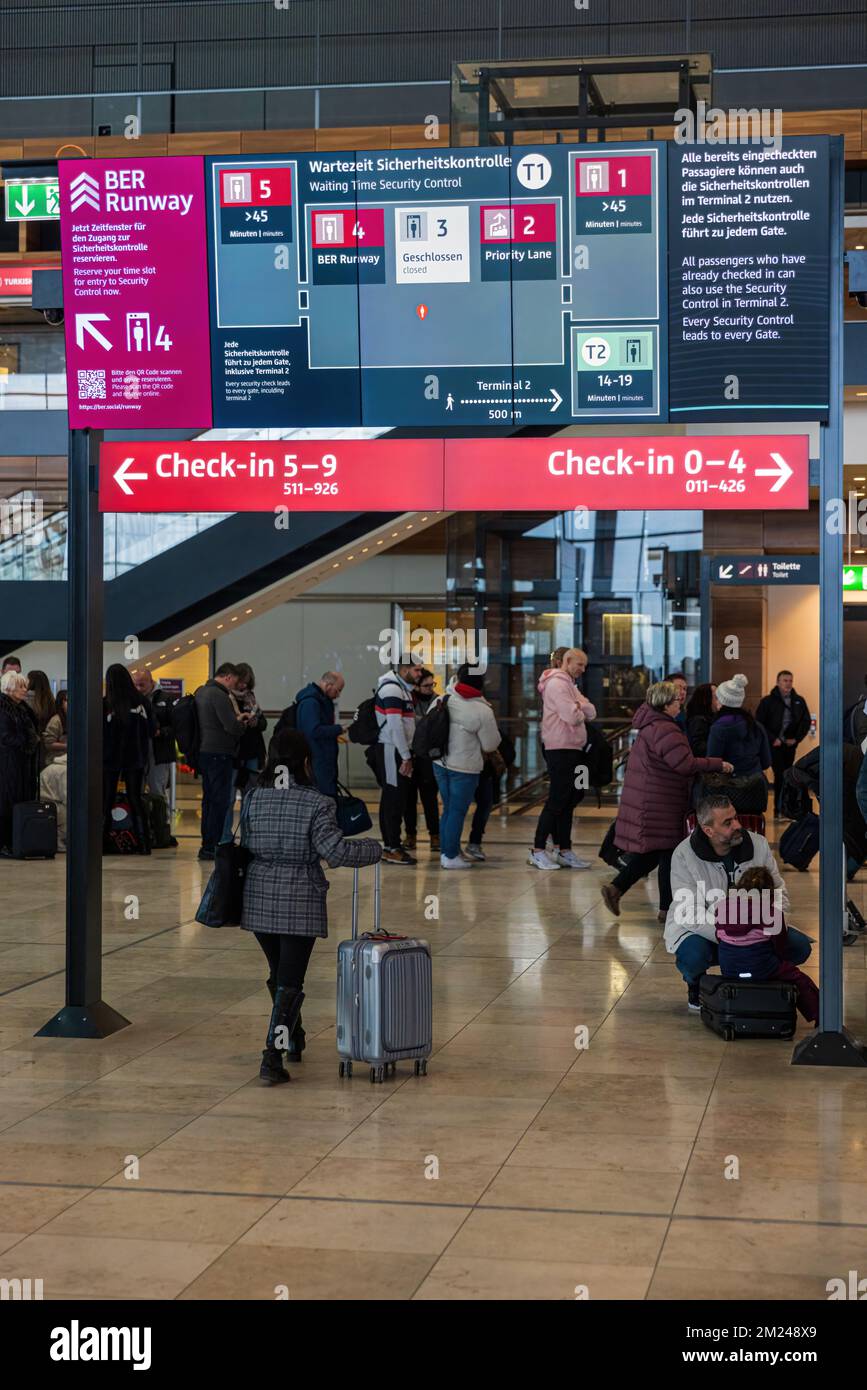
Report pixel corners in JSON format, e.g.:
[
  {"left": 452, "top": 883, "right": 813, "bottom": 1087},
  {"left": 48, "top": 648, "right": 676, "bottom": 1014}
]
[
  {"left": 516, "top": 154, "right": 552, "bottom": 191},
  {"left": 581, "top": 336, "right": 611, "bottom": 366}
]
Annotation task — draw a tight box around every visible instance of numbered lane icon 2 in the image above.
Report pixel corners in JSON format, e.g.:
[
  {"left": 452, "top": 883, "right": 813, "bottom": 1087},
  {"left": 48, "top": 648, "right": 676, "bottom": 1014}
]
[
  {"left": 581, "top": 336, "right": 611, "bottom": 366},
  {"left": 516, "top": 154, "right": 552, "bottom": 191}
]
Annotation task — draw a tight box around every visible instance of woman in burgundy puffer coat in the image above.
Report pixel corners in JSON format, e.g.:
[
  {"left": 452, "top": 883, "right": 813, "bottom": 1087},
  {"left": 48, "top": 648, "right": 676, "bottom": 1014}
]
[{"left": 601, "top": 681, "right": 732, "bottom": 921}]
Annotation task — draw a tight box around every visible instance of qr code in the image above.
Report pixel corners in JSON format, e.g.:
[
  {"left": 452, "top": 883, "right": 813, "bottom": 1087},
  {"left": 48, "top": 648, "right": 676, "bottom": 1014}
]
[{"left": 77, "top": 369, "right": 106, "bottom": 400}]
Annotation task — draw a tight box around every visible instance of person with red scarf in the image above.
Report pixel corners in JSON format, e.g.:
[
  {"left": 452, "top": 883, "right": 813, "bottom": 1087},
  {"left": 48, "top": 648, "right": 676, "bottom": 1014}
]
[{"left": 429, "top": 664, "right": 501, "bottom": 869}]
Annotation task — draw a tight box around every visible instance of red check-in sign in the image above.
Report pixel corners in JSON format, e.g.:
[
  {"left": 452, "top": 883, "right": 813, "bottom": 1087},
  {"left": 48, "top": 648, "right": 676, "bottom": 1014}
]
[
  {"left": 442, "top": 435, "right": 809, "bottom": 510},
  {"left": 99, "top": 434, "right": 809, "bottom": 513},
  {"left": 98, "top": 439, "right": 444, "bottom": 512}
]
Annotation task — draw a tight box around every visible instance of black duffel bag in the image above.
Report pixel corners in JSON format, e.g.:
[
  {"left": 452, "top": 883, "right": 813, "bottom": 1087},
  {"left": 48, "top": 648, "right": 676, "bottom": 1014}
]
[
  {"left": 699, "top": 772, "right": 769, "bottom": 815},
  {"left": 335, "top": 781, "right": 373, "bottom": 836}
]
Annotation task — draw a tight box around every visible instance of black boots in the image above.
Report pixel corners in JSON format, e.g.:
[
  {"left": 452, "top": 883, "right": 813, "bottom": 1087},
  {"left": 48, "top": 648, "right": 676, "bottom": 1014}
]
[
  {"left": 266, "top": 977, "right": 305, "bottom": 1063},
  {"left": 259, "top": 984, "right": 305, "bottom": 1086}
]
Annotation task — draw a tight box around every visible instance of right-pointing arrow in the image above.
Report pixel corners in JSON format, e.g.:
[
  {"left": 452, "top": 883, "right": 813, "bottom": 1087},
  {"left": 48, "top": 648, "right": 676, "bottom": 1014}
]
[
  {"left": 755, "top": 451, "right": 792, "bottom": 493},
  {"left": 549, "top": 388, "right": 563, "bottom": 412},
  {"left": 114, "top": 457, "right": 148, "bottom": 497}
]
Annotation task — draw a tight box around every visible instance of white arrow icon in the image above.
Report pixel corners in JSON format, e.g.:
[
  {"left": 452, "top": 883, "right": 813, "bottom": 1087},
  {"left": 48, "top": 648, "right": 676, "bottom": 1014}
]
[
  {"left": 718, "top": 564, "right": 733, "bottom": 579},
  {"left": 69, "top": 171, "right": 100, "bottom": 212},
  {"left": 549, "top": 388, "right": 563, "bottom": 412},
  {"left": 755, "top": 451, "right": 792, "bottom": 493},
  {"left": 114, "top": 457, "right": 148, "bottom": 497},
  {"left": 844, "top": 569, "right": 856, "bottom": 585},
  {"left": 14, "top": 191, "right": 35, "bottom": 216},
  {"left": 75, "top": 313, "right": 112, "bottom": 351}
]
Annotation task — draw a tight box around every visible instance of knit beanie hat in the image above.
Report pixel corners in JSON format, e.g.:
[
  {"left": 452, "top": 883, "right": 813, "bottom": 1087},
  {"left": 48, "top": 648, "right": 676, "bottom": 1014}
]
[{"left": 716, "top": 673, "right": 748, "bottom": 708}]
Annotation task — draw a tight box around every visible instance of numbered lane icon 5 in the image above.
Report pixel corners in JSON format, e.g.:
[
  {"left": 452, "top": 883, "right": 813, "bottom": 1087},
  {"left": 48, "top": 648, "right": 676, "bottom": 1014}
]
[{"left": 581, "top": 336, "right": 611, "bottom": 366}]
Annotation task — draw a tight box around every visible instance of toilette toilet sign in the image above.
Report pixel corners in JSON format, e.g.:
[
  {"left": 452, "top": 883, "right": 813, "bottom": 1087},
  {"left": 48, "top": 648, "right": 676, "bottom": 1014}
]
[{"left": 59, "top": 158, "right": 212, "bottom": 429}]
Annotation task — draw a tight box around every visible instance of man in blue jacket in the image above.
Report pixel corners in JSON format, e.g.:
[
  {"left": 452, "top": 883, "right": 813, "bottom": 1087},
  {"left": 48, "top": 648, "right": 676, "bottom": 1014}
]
[{"left": 294, "top": 671, "right": 345, "bottom": 797}]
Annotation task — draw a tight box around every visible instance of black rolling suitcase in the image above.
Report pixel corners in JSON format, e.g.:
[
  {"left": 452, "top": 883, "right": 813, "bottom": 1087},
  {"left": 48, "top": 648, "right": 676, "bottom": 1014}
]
[
  {"left": 12, "top": 801, "right": 57, "bottom": 859},
  {"left": 699, "top": 974, "right": 797, "bottom": 1041}
]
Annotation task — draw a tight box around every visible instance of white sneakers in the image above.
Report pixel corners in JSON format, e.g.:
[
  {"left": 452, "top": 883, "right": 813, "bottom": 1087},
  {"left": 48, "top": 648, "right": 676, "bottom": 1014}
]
[
  {"left": 555, "top": 849, "right": 592, "bottom": 870},
  {"left": 441, "top": 854, "right": 472, "bottom": 869},
  {"left": 528, "top": 849, "right": 561, "bottom": 870},
  {"left": 527, "top": 848, "right": 591, "bottom": 870}
]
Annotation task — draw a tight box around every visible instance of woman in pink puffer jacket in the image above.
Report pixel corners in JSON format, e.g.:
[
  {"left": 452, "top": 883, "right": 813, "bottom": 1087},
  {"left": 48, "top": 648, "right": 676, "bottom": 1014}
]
[{"left": 529, "top": 647, "right": 597, "bottom": 871}]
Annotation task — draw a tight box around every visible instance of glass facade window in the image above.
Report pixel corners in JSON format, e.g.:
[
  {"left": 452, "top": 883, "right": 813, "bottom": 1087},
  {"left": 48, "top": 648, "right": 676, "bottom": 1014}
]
[{"left": 445, "top": 508, "right": 703, "bottom": 785}]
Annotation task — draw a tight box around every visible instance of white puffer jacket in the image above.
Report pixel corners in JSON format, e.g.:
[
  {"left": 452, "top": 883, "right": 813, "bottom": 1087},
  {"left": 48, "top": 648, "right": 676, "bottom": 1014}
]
[{"left": 432, "top": 683, "right": 501, "bottom": 775}]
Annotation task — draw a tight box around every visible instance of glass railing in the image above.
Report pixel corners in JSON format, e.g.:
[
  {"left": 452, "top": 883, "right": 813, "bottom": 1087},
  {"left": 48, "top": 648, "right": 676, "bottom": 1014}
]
[
  {"left": 0, "top": 374, "right": 67, "bottom": 411},
  {"left": 0, "top": 497, "right": 229, "bottom": 581}
]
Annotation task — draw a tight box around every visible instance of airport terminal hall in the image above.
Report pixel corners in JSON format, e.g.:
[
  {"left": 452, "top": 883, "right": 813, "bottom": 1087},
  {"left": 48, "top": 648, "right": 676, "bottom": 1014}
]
[{"left": 4, "top": 0, "right": 867, "bottom": 1359}]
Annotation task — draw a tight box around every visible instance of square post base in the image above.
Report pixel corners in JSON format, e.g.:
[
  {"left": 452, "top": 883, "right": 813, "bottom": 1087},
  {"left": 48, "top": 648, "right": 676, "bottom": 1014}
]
[
  {"left": 791, "top": 1027, "right": 867, "bottom": 1067},
  {"left": 35, "top": 1002, "right": 131, "bottom": 1040}
]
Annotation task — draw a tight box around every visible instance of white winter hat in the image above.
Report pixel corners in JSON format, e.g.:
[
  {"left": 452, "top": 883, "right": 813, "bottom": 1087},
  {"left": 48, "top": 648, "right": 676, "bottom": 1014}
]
[{"left": 716, "top": 673, "right": 748, "bottom": 708}]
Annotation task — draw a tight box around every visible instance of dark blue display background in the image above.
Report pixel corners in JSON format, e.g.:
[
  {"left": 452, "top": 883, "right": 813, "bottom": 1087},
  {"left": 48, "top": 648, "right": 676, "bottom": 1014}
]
[
  {"left": 205, "top": 140, "right": 830, "bottom": 430},
  {"left": 667, "top": 138, "right": 830, "bottom": 421}
]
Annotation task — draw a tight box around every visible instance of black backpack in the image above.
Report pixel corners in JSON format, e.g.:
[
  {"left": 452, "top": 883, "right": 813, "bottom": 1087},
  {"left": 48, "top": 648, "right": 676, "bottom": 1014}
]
[
  {"left": 411, "top": 696, "right": 450, "bottom": 760},
  {"left": 347, "top": 694, "right": 380, "bottom": 746},
  {"left": 172, "top": 694, "right": 200, "bottom": 768}
]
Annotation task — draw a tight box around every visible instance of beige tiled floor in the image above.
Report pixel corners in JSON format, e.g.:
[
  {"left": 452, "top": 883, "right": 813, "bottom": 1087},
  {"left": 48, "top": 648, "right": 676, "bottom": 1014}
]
[{"left": 0, "top": 808, "right": 866, "bottom": 1301}]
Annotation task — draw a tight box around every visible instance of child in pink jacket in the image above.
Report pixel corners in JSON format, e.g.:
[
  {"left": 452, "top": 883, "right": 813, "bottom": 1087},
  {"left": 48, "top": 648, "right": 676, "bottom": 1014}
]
[{"left": 714, "top": 865, "right": 819, "bottom": 1023}]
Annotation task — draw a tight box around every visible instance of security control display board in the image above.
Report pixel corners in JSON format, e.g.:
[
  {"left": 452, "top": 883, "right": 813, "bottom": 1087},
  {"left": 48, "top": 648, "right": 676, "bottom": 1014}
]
[
  {"left": 59, "top": 140, "right": 831, "bottom": 432},
  {"left": 206, "top": 145, "right": 666, "bottom": 428},
  {"left": 668, "top": 140, "right": 830, "bottom": 420}
]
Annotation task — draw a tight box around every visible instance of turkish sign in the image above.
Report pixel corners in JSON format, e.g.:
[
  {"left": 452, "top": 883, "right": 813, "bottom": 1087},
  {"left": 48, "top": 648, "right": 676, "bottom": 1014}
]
[
  {"left": 711, "top": 554, "right": 819, "bottom": 584},
  {"left": 442, "top": 435, "right": 809, "bottom": 510},
  {"left": 0, "top": 263, "right": 55, "bottom": 299},
  {"left": 98, "top": 434, "right": 809, "bottom": 513},
  {"left": 4, "top": 177, "right": 59, "bottom": 221},
  {"left": 58, "top": 158, "right": 212, "bottom": 428},
  {"left": 98, "top": 438, "right": 445, "bottom": 512}
]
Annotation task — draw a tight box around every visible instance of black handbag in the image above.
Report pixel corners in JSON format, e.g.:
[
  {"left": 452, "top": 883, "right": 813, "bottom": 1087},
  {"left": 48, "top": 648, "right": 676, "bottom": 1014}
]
[
  {"left": 195, "top": 801, "right": 252, "bottom": 928},
  {"left": 335, "top": 781, "right": 372, "bottom": 836}
]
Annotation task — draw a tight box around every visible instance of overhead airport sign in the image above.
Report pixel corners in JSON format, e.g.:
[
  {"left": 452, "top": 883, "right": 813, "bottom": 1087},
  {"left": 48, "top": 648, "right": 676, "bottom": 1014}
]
[
  {"left": 60, "top": 140, "right": 831, "bottom": 433},
  {"left": 98, "top": 433, "right": 809, "bottom": 513},
  {"left": 711, "top": 553, "right": 819, "bottom": 584},
  {"left": 58, "top": 159, "right": 212, "bottom": 428},
  {"left": 99, "top": 438, "right": 445, "bottom": 511},
  {"left": 4, "top": 177, "right": 59, "bottom": 221}
]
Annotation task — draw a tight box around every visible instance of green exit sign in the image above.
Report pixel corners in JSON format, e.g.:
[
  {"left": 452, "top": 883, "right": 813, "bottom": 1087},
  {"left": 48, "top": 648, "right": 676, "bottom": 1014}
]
[
  {"left": 4, "top": 178, "right": 60, "bottom": 222},
  {"left": 843, "top": 565, "right": 867, "bottom": 589}
]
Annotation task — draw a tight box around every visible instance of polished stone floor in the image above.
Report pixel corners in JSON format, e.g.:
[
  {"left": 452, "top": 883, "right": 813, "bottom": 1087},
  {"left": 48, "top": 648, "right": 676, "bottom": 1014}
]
[{"left": 0, "top": 808, "right": 865, "bottom": 1301}]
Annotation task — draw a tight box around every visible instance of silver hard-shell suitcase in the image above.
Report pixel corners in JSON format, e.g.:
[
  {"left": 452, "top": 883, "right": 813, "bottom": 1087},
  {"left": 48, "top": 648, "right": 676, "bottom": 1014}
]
[{"left": 336, "top": 861, "right": 432, "bottom": 1083}]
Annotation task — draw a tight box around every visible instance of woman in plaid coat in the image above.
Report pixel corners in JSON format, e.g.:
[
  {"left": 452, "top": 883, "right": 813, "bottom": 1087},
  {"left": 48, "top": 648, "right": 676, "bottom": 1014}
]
[{"left": 242, "top": 727, "right": 381, "bottom": 1085}]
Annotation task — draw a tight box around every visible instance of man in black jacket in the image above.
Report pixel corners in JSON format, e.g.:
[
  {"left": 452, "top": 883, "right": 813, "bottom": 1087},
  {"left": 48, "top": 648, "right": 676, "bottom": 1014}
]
[
  {"left": 134, "top": 670, "right": 177, "bottom": 806},
  {"left": 756, "top": 670, "right": 811, "bottom": 816}
]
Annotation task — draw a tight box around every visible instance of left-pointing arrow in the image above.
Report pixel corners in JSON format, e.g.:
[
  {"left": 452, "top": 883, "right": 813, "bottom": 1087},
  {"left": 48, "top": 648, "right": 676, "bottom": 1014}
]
[
  {"left": 114, "top": 457, "right": 148, "bottom": 497},
  {"left": 75, "top": 313, "right": 112, "bottom": 351}
]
